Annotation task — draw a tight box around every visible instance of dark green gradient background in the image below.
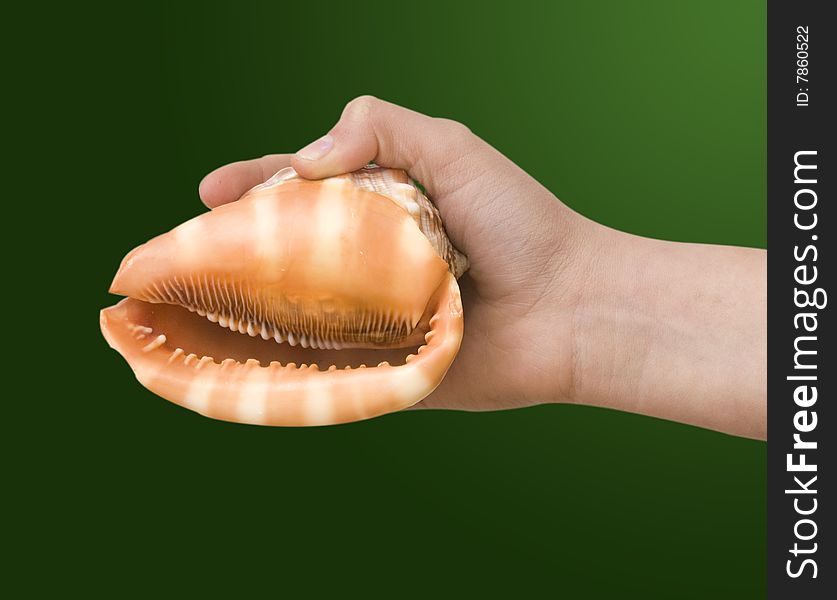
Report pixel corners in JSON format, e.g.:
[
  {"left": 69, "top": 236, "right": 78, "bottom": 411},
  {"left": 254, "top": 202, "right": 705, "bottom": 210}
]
[{"left": 9, "top": 1, "right": 765, "bottom": 597}]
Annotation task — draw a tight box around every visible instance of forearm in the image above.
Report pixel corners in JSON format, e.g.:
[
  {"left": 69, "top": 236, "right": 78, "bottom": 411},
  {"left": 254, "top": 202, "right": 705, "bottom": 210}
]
[{"left": 569, "top": 226, "right": 767, "bottom": 439}]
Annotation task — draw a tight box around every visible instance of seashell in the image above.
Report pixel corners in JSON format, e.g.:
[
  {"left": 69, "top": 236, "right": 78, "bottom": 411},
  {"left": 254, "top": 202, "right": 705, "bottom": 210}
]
[{"left": 100, "top": 165, "right": 466, "bottom": 426}]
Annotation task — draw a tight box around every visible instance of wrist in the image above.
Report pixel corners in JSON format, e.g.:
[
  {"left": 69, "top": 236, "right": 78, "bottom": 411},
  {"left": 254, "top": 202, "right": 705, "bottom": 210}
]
[
  {"left": 561, "top": 225, "right": 653, "bottom": 408},
  {"left": 565, "top": 225, "right": 766, "bottom": 437}
]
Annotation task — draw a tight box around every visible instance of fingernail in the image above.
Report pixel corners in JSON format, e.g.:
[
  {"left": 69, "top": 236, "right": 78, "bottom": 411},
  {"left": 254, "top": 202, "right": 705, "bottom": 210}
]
[{"left": 296, "top": 134, "right": 334, "bottom": 161}]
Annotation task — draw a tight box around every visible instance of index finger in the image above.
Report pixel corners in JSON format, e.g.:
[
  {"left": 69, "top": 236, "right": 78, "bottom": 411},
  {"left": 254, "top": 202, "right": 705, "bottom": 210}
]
[{"left": 198, "top": 154, "right": 293, "bottom": 208}]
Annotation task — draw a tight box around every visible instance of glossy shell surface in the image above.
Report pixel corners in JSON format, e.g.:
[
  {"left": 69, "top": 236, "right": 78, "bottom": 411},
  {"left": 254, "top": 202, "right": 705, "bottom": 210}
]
[{"left": 101, "top": 166, "right": 466, "bottom": 426}]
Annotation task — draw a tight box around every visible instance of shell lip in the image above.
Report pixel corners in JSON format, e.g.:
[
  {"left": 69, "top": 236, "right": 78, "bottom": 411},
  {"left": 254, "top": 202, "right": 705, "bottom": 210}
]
[{"left": 99, "top": 272, "right": 464, "bottom": 426}]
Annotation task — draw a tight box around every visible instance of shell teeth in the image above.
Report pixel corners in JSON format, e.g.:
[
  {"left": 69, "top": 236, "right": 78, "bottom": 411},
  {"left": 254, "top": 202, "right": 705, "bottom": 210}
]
[
  {"left": 220, "top": 358, "right": 237, "bottom": 370},
  {"left": 196, "top": 308, "right": 206, "bottom": 317},
  {"left": 184, "top": 353, "right": 198, "bottom": 366},
  {"left": 142, "top": 334, "right": 167, "bottom": 353},
  {"left": 377, "top": 361, "right": 390, "bottom": 368},
  {"left": 168, "top": 348, "right": 185, "bottom": 364},
  {"left": 405, "top": 354, "right": 417, "bottom": 363},
  {"left": 196, "top": 356, "right": 214, "bottom": 370},
  {"left": 195, "top": 302, "right": 407, "bottom": 352},
  {"left": 269, "top": 361, "right": 282, "bottom": 368},
  {"left": 286, "top": 362, "right": 297, "bottom": 370},
  {"left": 417, "top": 345, "right": 428, "bottom": 354},
  {"left": 245, "top": 358, "right": 260, "bottom": 368},
  {"left": 424, "top": 331, "right": 436, "bottom": 341},
  {"left": 327, "top": 365, "right": 337, "bottom": 372}
]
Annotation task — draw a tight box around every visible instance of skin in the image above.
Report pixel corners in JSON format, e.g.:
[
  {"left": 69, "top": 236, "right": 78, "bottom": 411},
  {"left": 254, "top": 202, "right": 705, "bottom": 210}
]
[{"left": 199, "top": 96, "right": 767, "bottom": 440}]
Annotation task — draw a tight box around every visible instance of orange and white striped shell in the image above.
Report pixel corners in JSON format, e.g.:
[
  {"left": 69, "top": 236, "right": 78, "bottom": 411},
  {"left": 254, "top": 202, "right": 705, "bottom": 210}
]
[{"left": 100, "top": 165, "right": 466, "bottom": 426}]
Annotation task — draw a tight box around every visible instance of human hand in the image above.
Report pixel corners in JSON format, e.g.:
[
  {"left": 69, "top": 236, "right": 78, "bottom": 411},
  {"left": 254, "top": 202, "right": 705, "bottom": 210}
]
[
  {"left": 199, "top": 96, "right": 589, "bottom": 414},
  {"left": 199, "top": 96, "right": 766, "bottom": 438}
]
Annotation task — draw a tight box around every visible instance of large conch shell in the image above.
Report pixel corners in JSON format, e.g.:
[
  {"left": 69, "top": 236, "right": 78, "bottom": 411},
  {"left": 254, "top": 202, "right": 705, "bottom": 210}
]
[{"left": 100, "top": 165, "right": 467, "bottom": 426}]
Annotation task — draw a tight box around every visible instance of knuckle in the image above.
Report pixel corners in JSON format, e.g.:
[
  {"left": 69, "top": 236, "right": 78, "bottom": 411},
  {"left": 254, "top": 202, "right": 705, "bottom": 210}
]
[
  {"left": 344, "top": 95, "right": 380, "bottom": 120},
  {"left": 435, "top": 118, "right": 473, "bottom": 141}
]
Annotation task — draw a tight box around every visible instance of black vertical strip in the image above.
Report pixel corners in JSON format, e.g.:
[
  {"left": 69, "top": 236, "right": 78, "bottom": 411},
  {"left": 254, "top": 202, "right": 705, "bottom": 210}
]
[{"left": 768, "top": 1, "right": 833, "bottom": 597}]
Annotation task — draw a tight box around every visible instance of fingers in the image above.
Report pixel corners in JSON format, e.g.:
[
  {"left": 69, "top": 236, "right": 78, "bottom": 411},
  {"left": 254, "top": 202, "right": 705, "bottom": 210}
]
[
  {"left": 199, "top": 154, "right": 293, "bottom": 208},
  {"left": 290, "top": 96, "right": 484, "bottom": 197}
]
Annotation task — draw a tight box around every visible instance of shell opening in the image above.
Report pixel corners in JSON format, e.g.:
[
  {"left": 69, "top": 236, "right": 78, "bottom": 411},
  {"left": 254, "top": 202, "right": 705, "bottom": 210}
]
[{"left": 108, "top": 297, "right": 428, "bottom": 372}]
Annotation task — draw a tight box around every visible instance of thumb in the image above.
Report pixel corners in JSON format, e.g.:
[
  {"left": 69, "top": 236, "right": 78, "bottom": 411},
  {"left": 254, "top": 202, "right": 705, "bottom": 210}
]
[
  {"left": 289, "top": 96, "right": 572, "bottom": 276},
  {"left": 290, "top": 96, "right": 483, "bottom": 199}
]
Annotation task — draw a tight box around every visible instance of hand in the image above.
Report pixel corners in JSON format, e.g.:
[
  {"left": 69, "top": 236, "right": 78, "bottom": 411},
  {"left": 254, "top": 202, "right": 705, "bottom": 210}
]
[{"left": 199, "top": 96, "right": 766, "bottom": 439}]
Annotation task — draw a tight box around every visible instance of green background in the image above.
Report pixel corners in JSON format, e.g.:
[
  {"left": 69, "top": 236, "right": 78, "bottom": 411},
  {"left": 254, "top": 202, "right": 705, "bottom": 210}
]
[{"left": 9, "top": 1, "right": 765, "bottom": 597}]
